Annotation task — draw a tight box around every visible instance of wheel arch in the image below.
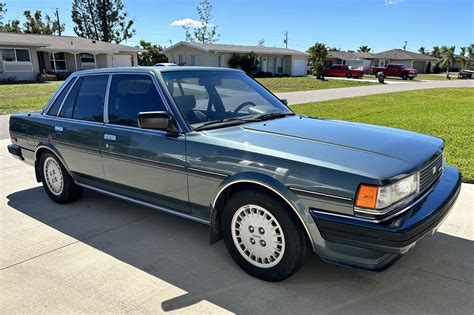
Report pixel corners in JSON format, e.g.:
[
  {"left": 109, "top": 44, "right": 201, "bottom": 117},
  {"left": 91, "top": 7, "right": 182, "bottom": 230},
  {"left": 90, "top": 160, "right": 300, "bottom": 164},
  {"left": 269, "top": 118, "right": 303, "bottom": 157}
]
[
  {"left": 34, "top": 142, "right": 75, "bottom": 182},
  {"left": 209, "top": 172, "right": 315, "bottom": 248}
]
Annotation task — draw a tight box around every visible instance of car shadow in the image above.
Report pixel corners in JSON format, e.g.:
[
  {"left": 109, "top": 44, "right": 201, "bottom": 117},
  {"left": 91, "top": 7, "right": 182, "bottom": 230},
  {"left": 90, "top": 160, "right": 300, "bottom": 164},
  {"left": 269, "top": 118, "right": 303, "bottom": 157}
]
[{"left": 6, "top": 187, "right": 474, "bottom": 314}]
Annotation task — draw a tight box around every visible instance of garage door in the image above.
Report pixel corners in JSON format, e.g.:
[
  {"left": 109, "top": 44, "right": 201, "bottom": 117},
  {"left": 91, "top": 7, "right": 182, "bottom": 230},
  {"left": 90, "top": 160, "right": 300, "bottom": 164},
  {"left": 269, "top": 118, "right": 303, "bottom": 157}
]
[
  {"left": 291, "top": 59, "right": 306, "bottom": 76},
  {"left": 413, "top": 61, "right": 426, "bottom": 73},
  {"left": 113, "top": 55, "right": 132, "bottom": 67}
]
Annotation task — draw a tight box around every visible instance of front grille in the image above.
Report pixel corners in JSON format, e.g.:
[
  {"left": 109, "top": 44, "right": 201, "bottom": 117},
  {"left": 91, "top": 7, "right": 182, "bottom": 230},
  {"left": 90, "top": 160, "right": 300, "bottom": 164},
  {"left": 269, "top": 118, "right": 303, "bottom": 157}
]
[{"left": 419, "top": 153, "right": 443, "bottom": 193}]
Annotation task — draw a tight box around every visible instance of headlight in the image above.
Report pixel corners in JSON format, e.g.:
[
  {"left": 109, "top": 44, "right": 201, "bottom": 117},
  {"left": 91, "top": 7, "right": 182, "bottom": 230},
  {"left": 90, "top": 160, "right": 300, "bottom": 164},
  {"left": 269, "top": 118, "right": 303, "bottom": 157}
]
[{"left": 355, "top": 173, "right": 419, "bottom": 211}]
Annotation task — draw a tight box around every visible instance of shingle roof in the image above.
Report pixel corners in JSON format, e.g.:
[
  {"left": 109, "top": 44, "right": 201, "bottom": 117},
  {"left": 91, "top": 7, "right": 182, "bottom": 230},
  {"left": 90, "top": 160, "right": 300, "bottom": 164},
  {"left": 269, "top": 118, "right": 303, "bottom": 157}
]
[
  {"left": 165, "top": 41, "right": 308, "bottom": 56},
  {"left": 373, "top": 49, "right": 436, "bottom": 60},
  {"left": 327, "top": 51, "right": 375, "bottom": 60},
  {"left": 0, "top": 32, "right": 144, "bottom": 53}
]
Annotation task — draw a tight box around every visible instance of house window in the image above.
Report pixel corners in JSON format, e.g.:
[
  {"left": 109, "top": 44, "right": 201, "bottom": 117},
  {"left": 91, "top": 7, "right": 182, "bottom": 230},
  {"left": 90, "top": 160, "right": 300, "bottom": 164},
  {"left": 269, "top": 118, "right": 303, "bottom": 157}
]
[
  {"left": 80, "top": 53, "right": 95, "bottom": 64},
  {"left": 178, "top": 54, "right": 186, "bottom": 65},
  {"left": 0, "top": 48, "right": 31, "bottom": 62},
  {"left": 190, "top": 55, "right": 198, "bottom": 66},
  {"left": 49, "top": 52, "right": 67, "bottom": 71}
]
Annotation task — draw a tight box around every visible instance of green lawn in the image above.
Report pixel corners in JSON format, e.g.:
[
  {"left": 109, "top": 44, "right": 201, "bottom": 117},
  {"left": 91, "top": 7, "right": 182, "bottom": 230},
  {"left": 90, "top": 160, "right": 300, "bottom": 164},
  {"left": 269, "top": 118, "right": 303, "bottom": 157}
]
[
  {"left": 416, "top": 73, "right": 459, "bottom": 80},
  {"left": 293, "top": 88, "right": 474, "bottom": 183},
  {"left": 256, "top": 76, "right": 375, "bottom": 93},
  {"left": 0, "top": 81, "right": 62, "bottom": 115}
]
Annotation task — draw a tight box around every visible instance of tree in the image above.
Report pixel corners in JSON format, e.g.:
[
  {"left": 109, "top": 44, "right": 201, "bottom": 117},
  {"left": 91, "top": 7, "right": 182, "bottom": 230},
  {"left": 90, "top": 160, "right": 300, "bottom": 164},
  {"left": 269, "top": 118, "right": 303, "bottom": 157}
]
[
  {"left": 135, "top": 39, "right": 168, "bottom": 66},
  {"left": 71, "top": 0, "right": 135, "bottom": 44},
  {"left": 431, "top": 46, "right": 442, "bottom": 73},
  {"left": 440, "top": 45, "right": 456, "bottom": 78},
  {"left": 358, "top": 45, "right": 371, "bottom": 53},
  {"left": 308, "top": 42, "right": 328, "bottom": 79},
  {"left": 0, "top": 19, "right": 20, "bottom": 32},
  {"left": 467, "top": 44, "right": 474, "bottom": 69},
  {"left": 328, "top": 47, "right": 341, "bottom": 51},
  {"left": 184, "top": 0, "right": 219, "bottom": 43},
  {"left": 23, "top": 10, "right": 64, "bottom": 35},
  {"left": 228, "top": 52, "right": 259, "bottom": 75},
  {"left": 418, "top": 47, "right": 426, "bottom": 54},
  {"left": 459, "top": 46, "right": 467, "bottom": 70},
  {"left": 257, "top": 38, "right": 265, "bottom": 47},
  {"left": 0, "top": 1, "right": 6, "bottom": 21}
]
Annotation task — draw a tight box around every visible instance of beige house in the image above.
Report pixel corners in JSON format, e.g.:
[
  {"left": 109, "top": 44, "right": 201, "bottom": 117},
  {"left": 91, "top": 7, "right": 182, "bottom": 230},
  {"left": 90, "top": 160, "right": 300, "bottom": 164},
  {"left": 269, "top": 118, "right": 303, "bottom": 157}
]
[
  {"left": 0, "top": 33, "right": 144, "bottom": 81},
  {"left": 164, "top": 41, "right": 308, "bottom": 76},
  {"left": 372, "top": 49, "right": 436, "bottom": 73}
]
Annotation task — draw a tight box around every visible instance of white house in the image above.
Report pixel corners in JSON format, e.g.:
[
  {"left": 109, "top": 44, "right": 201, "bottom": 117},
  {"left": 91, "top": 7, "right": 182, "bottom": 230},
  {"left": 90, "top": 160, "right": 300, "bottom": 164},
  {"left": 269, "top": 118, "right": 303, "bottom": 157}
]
[
  {"left": 0, "top": 32, "right": 144, "bottom": 81},
  {"left": 164, "top": 41, "right": 308, "bottom": 76}
]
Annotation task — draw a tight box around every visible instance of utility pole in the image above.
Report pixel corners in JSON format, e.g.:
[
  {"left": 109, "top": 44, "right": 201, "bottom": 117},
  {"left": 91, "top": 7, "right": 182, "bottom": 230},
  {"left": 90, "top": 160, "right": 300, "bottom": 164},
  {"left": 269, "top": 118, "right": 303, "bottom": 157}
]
[
  {"left": 284, "top": 32, "right": 288, "bottom": 48},
  {"left": 169, "top": 39, "right": 173, "bottom": 47},
  {"left": 403, "top": 41, "right": 407, "bottom": 51},
  {"left": 55, "top": 8, "right": 61, "bottom": 36}
]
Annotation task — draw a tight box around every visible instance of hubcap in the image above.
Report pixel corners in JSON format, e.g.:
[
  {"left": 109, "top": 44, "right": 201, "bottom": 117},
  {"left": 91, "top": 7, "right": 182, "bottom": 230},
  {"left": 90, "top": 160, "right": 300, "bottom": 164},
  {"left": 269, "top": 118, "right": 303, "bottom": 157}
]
[
  {"left": 231, "top": 204, "right": 285, "bottom": 268},
  {"left": 43, "top": 157, "right": 64, "bottom": 196}
]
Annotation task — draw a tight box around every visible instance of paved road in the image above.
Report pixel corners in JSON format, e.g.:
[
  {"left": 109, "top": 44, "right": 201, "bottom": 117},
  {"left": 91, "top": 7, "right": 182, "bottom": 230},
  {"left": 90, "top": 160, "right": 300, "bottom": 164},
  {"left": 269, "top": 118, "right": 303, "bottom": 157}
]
[
  {"left": 277, "top": 79, "right": 474, "bottom": 105},
  {"left": 1, "top": 139, "right": 473, "bottom": 314}
]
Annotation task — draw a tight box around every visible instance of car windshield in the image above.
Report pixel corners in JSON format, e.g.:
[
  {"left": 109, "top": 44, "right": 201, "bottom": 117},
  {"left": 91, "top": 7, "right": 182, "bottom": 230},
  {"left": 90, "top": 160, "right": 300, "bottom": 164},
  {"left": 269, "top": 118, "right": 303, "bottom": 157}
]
[{"left": 161, "top": 70, "right": 293, "bottom": 130}]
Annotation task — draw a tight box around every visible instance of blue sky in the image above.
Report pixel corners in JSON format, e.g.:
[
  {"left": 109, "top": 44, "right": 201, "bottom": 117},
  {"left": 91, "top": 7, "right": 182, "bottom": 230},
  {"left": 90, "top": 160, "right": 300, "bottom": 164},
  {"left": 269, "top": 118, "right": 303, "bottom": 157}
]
[{"left": 3, "top": 0, "right": 473, "bottom": 53}]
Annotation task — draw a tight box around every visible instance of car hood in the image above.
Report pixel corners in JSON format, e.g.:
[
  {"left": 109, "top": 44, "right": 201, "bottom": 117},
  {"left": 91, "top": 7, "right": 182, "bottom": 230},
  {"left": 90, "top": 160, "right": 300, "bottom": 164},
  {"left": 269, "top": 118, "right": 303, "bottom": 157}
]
[{"left": 196, "top": 116, "right": 443, "bottom": 180}]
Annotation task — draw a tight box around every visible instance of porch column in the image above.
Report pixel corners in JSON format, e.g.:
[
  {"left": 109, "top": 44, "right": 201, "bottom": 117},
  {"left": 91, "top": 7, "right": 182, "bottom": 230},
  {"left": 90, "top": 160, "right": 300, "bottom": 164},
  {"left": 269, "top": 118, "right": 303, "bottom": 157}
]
[
  {"left": 74, "top": 53, "right": 79, "bottom": 71},
  {"left": 93, "top": 54, "right": 97, "bottom": 69}
]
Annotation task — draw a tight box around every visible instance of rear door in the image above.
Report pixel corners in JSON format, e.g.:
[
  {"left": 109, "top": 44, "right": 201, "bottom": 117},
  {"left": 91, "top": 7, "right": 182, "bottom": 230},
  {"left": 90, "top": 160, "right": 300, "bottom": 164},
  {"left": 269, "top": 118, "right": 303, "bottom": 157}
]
[
  {"left": 51, "top": 74, "right": 109, "bottom": 184},
  {"left": 101, "top": 73, "right": 189, "bottom": 212}
]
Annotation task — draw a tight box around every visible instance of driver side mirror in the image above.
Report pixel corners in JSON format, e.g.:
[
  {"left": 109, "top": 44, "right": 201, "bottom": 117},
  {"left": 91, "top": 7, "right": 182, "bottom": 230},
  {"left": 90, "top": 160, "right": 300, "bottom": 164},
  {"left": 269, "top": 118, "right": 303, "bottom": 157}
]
[
  {"left": 138, "top": 111, "right": 178, "bottom": 134},
  {"left": 280, "top": 99, "right": 288, "bottom": 106}
]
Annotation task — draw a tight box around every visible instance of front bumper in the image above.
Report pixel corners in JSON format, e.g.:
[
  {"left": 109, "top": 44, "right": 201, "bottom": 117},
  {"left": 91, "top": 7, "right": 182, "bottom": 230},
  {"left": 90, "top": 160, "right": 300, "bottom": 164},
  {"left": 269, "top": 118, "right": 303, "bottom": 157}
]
[{"left": 311, "top": 166, "right": 461, "bottom": 270}]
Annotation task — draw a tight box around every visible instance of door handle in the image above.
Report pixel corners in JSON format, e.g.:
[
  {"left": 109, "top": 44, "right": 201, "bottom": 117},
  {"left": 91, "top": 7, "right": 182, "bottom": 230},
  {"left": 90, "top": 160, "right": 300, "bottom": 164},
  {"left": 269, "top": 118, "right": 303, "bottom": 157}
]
[
  {"left": 54, "top": 126, "right": 63, "bottom": 132},
  {"left": 104, "top": 134, "right": 116, "bottom": 141}
]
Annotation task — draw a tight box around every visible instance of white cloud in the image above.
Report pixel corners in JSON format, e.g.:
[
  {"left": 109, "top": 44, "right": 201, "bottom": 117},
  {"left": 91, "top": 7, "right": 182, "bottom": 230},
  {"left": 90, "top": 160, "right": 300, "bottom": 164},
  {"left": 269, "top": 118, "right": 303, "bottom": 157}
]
[
  {"left": 170, "top": 18, "right": 205, "bottom": 27},
  {"left": 385, "top": 0, "right": 402, "bottom": 5}
]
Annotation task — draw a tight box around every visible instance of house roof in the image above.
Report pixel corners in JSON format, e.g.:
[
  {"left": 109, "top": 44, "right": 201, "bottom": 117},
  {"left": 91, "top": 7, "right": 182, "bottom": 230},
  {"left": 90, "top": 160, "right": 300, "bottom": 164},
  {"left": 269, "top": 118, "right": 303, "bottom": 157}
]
[
  {"left": 327, "top": 51, "right": 375, "bottom": 60},
  {"left": 372, "top": 49, "right": 436, "bottom": 60},
  {"left": 0, "top": 32, "right": 144, "bottom": 54},
  {"left": 164, "top": 41, "right": 308, "bottom": 56}
]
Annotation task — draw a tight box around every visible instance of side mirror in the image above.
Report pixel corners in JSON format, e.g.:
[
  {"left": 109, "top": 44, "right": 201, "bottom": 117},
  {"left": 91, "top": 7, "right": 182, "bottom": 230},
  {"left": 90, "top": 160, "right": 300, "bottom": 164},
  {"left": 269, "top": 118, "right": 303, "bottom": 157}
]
[
  {"left": 280, "top": 99, "right": 288, "bottom": 106},
  {"left": 138, "top": 111, "right": 178, "bottom": 134}
]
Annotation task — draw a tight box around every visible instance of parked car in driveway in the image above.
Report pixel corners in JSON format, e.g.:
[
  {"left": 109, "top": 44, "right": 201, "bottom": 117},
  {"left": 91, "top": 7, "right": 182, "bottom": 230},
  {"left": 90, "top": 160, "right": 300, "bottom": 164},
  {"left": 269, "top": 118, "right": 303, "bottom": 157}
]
[
  {"left": 8, "top": 67, "right": 461, "bottom": 281},
  {"left": 371, "top": 64, "right": 417, "bottom": 80},
  {"left": 323, "top": 64, "right": 364, "bottom": 78}
]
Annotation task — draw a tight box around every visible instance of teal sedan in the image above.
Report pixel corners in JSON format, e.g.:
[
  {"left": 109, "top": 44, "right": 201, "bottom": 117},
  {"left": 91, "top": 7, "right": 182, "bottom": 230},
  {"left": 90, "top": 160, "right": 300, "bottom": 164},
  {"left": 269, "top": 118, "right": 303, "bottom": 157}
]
[{"left": 8, "top": 67, "right": 461, "bottom": 281}]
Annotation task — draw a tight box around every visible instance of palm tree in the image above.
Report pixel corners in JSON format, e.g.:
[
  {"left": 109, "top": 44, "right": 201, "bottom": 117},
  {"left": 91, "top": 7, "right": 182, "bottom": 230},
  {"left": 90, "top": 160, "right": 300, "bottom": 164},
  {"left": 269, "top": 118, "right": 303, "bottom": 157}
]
[
  {"left": 431, "top": 46, "right": 442, "bottom": 72},
  {"left": 418, "top": 47, "right": 426, "bottom": 55},
  {"left": 459, "top": 47, "right": 467, "bottom": 70},
  {"left": 467, "top": 44, "right": 474, "bottom": 69},
  {"left": 358, "top": 45, "right": 371, "bottom": 53},
  {"left": 440, "top": 46, "right": 456, "bottom": 78}
]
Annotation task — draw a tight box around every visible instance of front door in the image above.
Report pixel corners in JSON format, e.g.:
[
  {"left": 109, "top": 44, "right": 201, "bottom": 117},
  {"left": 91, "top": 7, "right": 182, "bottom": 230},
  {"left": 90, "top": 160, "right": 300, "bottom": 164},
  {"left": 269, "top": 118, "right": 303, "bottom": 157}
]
[
  {"left": 101, "top": 74, "right": 189, "bottom": 212},
  {"left": 51, "top": 74, "right": 109, "bottom": 184}
]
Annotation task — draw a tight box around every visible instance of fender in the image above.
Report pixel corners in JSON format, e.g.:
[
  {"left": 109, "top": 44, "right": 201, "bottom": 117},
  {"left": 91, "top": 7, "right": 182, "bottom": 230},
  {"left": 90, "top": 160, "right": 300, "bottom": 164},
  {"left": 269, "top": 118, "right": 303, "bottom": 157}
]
[
  {"left": 34, "top": 141, "right": 76, "bottom": 183},
  {"left": 209, "top": 171, "right": 324, "bottom": 250}
]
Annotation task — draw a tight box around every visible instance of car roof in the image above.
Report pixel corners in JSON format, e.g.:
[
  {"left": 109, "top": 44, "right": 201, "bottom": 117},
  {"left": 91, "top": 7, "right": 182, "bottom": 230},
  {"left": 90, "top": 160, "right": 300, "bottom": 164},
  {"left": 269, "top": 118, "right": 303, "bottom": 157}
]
[{"left": 71, "top": 66, "right": 243, "bottom": 76}]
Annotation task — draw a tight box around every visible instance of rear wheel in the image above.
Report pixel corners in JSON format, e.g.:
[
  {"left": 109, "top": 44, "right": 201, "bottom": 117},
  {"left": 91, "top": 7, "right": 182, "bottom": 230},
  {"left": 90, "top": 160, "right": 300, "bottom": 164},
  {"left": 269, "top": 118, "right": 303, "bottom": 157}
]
[
  {"left": 40, "top": 152, "right": 83, "bottom": 203},
  {"left": 221, "top": 189, "right": 308, "bottom": 281},
  {"left": 402, "top": 74, "right": 408, "bottom": 80},
  {"left": 346, "top": 73, "right": 352, "bottom": 78}
]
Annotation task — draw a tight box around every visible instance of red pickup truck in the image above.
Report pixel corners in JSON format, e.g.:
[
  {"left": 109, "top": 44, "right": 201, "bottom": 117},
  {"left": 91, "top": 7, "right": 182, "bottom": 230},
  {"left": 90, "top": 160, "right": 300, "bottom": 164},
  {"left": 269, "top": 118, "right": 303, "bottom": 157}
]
[
  {"left": 323, "top": 65, "right": 364, "bottom": 79},
  {"left": 370, "top": 64, "right": 417, "bottom": 80}
]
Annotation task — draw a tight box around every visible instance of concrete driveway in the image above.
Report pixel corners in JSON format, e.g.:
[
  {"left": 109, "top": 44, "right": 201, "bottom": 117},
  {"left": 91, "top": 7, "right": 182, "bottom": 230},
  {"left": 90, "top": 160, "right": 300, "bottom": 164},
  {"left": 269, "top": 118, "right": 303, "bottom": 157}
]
[{"left": 1, "top": 139, "right": 473, "bottom": 314}]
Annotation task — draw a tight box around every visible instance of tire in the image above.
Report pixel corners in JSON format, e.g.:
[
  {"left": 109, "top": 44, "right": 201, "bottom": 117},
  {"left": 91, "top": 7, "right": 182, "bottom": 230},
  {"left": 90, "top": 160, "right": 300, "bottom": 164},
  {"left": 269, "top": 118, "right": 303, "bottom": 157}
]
[
  {"left": 346, "top": 73, "right": 352, "bottom": 78},
  {"left": 40, "top": 151, "right": 83, "bottom": 203},
  {"left": 402, "top": 74, "right": 408, "bottom": 80},
  {"left": 221, "top": 189, "right": 308, "bottom": 281}
]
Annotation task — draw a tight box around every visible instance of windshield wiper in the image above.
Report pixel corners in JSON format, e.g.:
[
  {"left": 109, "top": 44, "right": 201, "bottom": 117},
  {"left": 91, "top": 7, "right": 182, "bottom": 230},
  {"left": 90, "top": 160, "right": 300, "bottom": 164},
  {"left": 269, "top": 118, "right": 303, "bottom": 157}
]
[
  {"left": 253, "top": 112, "right": 295, "bottom": 121},
  {"left": 194, "top": 118, "right": 249, "bottom": 131}
]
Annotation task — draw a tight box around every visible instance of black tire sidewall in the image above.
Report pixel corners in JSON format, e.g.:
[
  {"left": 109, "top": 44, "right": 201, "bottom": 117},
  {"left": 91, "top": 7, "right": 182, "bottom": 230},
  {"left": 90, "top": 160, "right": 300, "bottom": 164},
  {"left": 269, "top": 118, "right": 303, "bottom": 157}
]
[{"left": 221, "top": 189, "right": 307, "bottom": 281}]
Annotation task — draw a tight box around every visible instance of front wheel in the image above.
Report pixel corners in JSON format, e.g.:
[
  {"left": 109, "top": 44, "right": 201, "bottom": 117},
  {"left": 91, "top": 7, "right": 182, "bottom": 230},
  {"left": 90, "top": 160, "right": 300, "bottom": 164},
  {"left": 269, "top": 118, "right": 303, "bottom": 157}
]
[
  {"left": 221, "top": 189, "right": 308, "bottom": 281},
  {"left": 346, "top": 73, "right": 352, "bottom": 78},
  {"left": 40, "top": 152, "right": 83, "bottom": 203}
]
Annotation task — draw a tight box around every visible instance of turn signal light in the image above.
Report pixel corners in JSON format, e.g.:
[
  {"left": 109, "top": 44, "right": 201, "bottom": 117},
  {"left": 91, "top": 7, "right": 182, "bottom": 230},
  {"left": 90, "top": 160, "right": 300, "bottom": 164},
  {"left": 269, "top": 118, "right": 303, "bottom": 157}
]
[{"left": 355, "top": 185, "right": 378, "bottom": 209}]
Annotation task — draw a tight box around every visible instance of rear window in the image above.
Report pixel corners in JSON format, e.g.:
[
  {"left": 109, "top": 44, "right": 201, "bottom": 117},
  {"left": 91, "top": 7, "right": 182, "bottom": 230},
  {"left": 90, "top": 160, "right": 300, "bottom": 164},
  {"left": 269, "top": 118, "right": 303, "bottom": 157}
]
[{"left": 58, "top": 75, "right": 108, "bottom": 122}]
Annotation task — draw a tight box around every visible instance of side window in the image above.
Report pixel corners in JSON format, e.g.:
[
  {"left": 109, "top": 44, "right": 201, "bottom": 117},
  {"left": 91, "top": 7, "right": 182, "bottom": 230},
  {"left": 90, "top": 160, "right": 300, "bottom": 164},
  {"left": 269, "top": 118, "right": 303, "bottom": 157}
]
[
  {"left": 47, "top": 78, "right": 76, "bottom": 116},
  {"left": 58, "top": 75, "right": 108, "bottom": 122},
  {"left": 108, "top": 74, "right": 166, "bottom": 127}
]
